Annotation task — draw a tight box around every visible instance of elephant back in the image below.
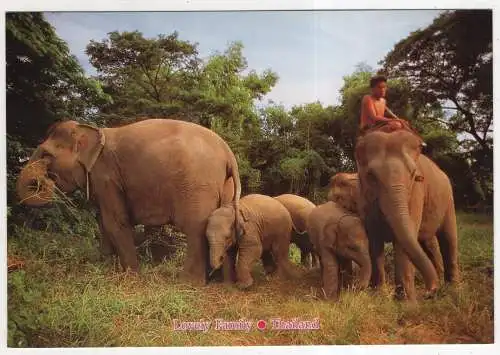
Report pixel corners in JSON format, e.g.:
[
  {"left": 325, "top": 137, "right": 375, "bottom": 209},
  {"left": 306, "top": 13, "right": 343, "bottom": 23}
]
[
  {"left": 274, "top": 194, "right": 316, "bottom": 233},
  {"left": 240, "top": 194, "right": 293, "bottom": 239}
]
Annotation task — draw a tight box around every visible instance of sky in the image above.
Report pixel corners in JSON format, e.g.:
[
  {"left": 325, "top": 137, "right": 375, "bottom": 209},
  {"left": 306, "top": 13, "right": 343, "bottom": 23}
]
[{"left": 44, "top": 10, "right": 443, "bottom": 109}]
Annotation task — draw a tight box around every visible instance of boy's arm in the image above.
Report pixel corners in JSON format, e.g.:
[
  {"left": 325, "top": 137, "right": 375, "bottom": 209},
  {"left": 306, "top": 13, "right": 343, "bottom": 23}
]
[{"left": 385, "top": 106, "right": 400, "bottom": 119}]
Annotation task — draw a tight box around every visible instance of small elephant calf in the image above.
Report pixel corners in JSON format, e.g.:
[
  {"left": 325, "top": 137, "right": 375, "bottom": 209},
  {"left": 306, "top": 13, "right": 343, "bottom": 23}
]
[
  {"left": 274, "top": 194, "right": 319, "bottom": 268},
  {"left": 206, "top": 194, "right": 299, "bottom": 289},
  {"left": 307, "top": 201, "right": 371, "bottom": 300}
]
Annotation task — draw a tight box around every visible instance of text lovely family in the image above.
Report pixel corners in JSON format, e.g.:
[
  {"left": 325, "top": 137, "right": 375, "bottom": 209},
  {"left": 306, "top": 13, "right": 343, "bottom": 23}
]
[{"left": 172, "top": 318, "right": 321, "bottom": 332}]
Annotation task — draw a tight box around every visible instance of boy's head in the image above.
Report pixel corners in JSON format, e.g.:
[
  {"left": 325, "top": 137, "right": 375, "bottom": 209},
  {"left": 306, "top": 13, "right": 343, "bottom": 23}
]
[{"left": 370, "top": 75, "right": 388, "bottom": 98}]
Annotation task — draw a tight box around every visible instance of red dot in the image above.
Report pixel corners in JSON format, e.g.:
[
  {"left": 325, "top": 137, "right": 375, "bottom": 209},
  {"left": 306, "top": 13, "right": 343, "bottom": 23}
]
[{"left": 257, "top": 320, "right": 267, "bottom": 330}]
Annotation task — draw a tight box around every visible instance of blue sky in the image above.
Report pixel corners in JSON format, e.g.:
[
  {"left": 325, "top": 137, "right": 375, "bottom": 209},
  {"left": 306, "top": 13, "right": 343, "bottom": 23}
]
[{"left": 44, "top": 10, "right": 443, "bottom": 108}]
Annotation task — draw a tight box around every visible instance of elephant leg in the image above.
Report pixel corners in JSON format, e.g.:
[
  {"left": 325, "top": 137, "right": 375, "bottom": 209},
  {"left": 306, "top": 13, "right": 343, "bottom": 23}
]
[
  {"left": 437, "top": 204, "right": 460, "bottom": 284},
  {"left": 179, "top": 220, "right": 210, "bottom": 286},
  {"left": 98, "top": 194, "right": 138, "bottom": 272},
  {"left": 293, "top": 234, "right": 311, "bottom": 268},
  {"left": 222, "top": 245, "right": 237, "bottom": 283},
  {"left": 338, "top": 247, "right": 371, "bottom": 290},
  {"left": 394, "top": 241, "right": 416, "bottom": 302},
  {"left": 319, "top": 248, "right": 340, "bottom": 300},
  {"left": 420, "top": 236, "right": 444, "bottom": 281},
  {"left": 261, "top": 250, "right": 277, "bottom": 274},
  {"left": 97, "top": 211, "right": 116, "bottom": 257},
  {"left": 236, "top": 241, "right": 262, "bottom": 289},
  {"left": 300, "top": 249, "right": 312, "bottom": 268},
  {"left": 272, "top": 239, "right": 299, "bottom": 280},
  {"left": 368, "top": 236, "right": 385, "bottom": 288},
  {"left": 311, "top": 251, "right": 320, "bottom": 268},
  {"left": 338, "top": 256, "right": 353, "bottom": 289}
]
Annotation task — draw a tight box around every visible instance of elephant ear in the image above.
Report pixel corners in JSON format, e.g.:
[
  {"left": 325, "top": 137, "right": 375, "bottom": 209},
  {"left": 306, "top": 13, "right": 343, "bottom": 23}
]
[
  {"left": 74, "top": 124, "right": 106, "bottom": 173},
  {"left": 354, "top": 138, "right": 367, "bottom": 167}
]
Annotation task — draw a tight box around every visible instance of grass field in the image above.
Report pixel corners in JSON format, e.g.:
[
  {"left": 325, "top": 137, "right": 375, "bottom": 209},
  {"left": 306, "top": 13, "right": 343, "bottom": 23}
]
[{"left": 7, "top": 211, "right": 494, "bottom": 347}]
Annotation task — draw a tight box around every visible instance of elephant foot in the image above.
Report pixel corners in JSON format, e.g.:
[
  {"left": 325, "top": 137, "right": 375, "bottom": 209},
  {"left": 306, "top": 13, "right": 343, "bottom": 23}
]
[
  {"left": 393, "top": 286, "right": 419, "bottom": 303},
  {"left": 237, "top": 278, "right": 254, "bottom": 290},
  {"left": 277, "top": 263, "right": 301, "bottom": 280},
  {"left": 221, "top": 264, "right": 237, "bottom": 284},
  {"left": 99, "top": 243, "right": 116, "bottom": 257},
  {"left": 423, "top": 288, "right": 438, "bottom": 300},
  {"left": 208, "top": 268, "right": 224, "bottom": 283},
  {"left": 393, "top": 285, "right": 409, "bottom": 301},
  {"left": 223, "top": 270, "right": 237, "bottom": 284},
  {"left": 263, "top": 264, "right": 277, "bottom": 275},
  {"left": 320, "top": 287, "right": 339, "bottom": 301},
  {"left": 121, "top": 265, "right": 139, "bottom": 274},
  {"left": 122, "top": 267, "right": 140, "bottom": 277},
  {"left": 119, "top": 257, "right": 139, "bottom": 273},
  {"left": 179, "top": 269, "right": 207, "bottom": 287}
]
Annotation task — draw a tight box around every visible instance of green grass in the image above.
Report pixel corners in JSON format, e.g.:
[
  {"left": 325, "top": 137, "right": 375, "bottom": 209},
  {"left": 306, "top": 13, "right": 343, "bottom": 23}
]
[{"left": 7, "top": 211, "right": 494, "bottom": 346}]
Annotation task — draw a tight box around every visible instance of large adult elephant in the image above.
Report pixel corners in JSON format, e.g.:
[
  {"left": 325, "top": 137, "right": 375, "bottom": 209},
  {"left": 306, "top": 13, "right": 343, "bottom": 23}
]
[
  {"left": 328, "top": 172, "right": 445, "bottom": 281},
  {"left": 16, "top": 118, "right": 242, "bottom": 285},
  {"left": 354, "top": 125, "right": 459, "bottom": 301}
]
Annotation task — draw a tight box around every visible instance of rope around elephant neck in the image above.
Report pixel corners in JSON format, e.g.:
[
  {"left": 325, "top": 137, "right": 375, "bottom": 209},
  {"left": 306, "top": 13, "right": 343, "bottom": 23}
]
[{"left": 85, "top": 129, "right": 106, "bottom": 200}]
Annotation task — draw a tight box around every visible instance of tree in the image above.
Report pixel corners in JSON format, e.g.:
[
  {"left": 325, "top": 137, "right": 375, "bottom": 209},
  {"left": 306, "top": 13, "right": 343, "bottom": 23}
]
[
  {"left": 196, "top": 42, "right": 278, "bottom": 193},
  {"left": 197, "top": 41, "right": 278, "bottom": 132},
  {"left": 380, "top": 10, "right": 493, "bottom": 205},
  {"left": 6, "top": 12, "right": 110, "bottom": 208},
  {"left": 6, "top": 12, "right": 109, "bottom": 237},
  {"left": 86, "top": 30, "right": 201, "bottom": 125},
  {"left": 6, "top": 12, "right": 110, "bottom": 146},
  {"left": 380, "top": 10, "right": 492, "bottom": 154}
]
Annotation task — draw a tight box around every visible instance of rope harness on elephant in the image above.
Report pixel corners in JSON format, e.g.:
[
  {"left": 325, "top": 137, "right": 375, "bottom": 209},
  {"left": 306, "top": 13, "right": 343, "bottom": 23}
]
[
  {"left": 357, "top": 119, "right": 424, "bottom": 143},
  {"left": 81, "top": 126, "right": 106, "bottom": 200}
]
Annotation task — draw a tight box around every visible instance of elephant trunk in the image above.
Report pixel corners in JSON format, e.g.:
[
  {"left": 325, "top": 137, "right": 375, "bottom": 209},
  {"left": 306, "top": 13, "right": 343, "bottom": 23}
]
[
  {"left": 379, "top": 184, "right": 438, "bottom": 291},
  {"left": 208, "top": 241, "right": 226, "bottom": 270},
  {"left": 357, "top": 245, "right": 372, "bottom": 289},
  {"left": 16, "top": 156, "right": 55, "bottom": 206}
]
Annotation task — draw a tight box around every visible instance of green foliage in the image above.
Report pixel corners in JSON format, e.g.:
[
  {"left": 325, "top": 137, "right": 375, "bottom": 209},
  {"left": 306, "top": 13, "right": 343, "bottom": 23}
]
[
  {"left": 198, "top": 41, "right": 277, "bottom": 132},
  {"left": 6, "top": 12, "right": 111, "bottom": 145},
  {"left": 6, "top": 12, "right": 110, "bottom": 239},
  {"left": 86, "top": 30, "right": 201, "bottom": 125}
]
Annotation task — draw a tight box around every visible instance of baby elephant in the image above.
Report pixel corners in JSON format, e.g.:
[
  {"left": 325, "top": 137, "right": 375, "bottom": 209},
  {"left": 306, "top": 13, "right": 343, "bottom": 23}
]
[
  {"left": 206, "top": 194, "right": 298, "bottom": 289},
  {"left": 274, "top": 194, "right": 319, "bottom": 268},
  {"left": 307, "top": 201, "right": 371, "bottom": 300}
]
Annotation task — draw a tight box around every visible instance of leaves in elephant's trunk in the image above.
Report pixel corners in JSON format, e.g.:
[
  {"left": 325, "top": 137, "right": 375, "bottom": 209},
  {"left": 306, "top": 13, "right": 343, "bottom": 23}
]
[
  {"left": 17, "top": 159, "right": 55, "bottom": 206},
  {"left": 16, "top": 159, "right": 79, "bottom": 219}
]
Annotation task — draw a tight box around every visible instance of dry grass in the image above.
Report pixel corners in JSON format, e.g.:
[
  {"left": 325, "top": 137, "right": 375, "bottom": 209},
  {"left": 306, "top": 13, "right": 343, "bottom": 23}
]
[{"left": 7, "top": 211, "right": 494, "bottom": 347}]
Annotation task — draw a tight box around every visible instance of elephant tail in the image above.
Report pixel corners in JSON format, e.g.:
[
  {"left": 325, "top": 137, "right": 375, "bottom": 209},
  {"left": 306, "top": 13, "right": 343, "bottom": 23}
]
[
  {"left": 227, "top": 152, "right": 242, "bottom": 239},
  {"left": 290, "top": 219, "right": 307, "bottom": 235}
]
